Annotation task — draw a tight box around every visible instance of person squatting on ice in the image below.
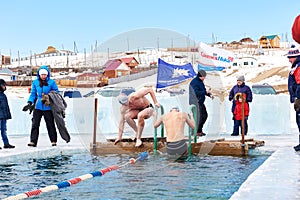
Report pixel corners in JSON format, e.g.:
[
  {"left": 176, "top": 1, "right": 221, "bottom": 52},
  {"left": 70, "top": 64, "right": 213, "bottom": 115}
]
[
  {"left": 287, "top": 45, "right": 300, "bottom": 151},
  {"left": 228, "top": 75, "right": 252, "bottom": 136},
  {"left": 115, "top": 87, "right": 160, "bottom": 147},
  {"left": 189, "top": 69, "right": 214, "bottom": 137},
  {"left": 153, "top": 106, "right": 195, "bottom": 156},
  {"left": 23, "top": 66, "right": 59, "bottom": 147},
  {"left": 0, "top": 79, "right": 15, "bottom": 149}
]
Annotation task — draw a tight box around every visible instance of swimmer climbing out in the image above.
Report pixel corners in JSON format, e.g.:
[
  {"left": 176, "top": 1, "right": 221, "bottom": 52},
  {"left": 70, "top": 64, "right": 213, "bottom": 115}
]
[
  {"left": 115, "top": 87, "right": 160, "bottom": 147},
  {"left": 153, "top": 106, "right": 195, "bottom": 155}
]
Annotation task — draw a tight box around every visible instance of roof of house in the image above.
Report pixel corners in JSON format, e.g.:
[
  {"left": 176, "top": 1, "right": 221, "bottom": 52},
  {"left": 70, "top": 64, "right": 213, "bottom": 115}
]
[
  {"left": 103, "top": 59, "right": 123, "bottom": 71},
  {"left": 261, "top": 35, "right": 279, "bottom": 40},
  {"left": 77, "top": 73, "right": 103, "bottom": 77},
  {"left": 120, "top": 57, "right": 138, "bottom": 64},
  {"left": 0, "top": 68, "right": 15, "bottom": 75}
]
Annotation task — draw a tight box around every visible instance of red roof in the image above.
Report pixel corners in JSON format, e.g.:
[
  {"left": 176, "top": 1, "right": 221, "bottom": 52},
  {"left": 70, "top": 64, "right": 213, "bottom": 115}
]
[
  {"left": 120, "top": 57, "right": 134, "bottom": 64},
  {"left": 77, "top": 73, "right": 103, "bottom": 78},
  {"left": 103, "top": 59, "right": 122, "bottom": 71}
]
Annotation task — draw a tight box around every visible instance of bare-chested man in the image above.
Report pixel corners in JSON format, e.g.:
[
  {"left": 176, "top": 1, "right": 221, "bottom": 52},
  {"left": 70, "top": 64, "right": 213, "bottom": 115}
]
[
  {"left": 153, "top": 106, "right": 195, "bottom": 155},
  {"left": 115, "top": 87, "right": 160, "bottom": 147}
]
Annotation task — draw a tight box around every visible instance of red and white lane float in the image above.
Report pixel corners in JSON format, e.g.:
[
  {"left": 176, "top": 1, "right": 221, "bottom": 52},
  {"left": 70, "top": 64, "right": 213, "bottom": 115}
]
[{"left": 4, "top": 152, "right": 148, "bottom": 200}]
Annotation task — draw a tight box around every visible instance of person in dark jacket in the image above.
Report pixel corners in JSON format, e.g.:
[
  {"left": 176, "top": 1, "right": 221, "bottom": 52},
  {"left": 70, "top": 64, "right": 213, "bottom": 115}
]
[
  {"left": 228, "top": 75, "right": 252, "bottom": 136},
  {"left": 287, "top": 45, "right": 300, "bottom": 151},
  {"left": 189, "top": 70, "right": 214, "bottom": 136},
  {"left": 0, "top": 79, "right": 15, "bottom": 149},
  {"left": 23, "top": 66, "right": 59, "bottom": 147}
]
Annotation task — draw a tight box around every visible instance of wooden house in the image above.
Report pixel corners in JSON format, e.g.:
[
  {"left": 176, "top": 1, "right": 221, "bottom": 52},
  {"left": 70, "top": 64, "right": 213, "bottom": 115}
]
[
  {"left": 76, "top": 73, "right": 108, "bottom": 87},
  {"left": 1, "top": 55, "right": 11, "bottom": 65},
  {"left": 120, "top": 57, "right": 139, "bottom": 70},
  {"left": 0, "top": 68, "right": 17, "bottom": 82},
  {"left": 259, "top": 35, "right": 280, "bottom": 48},
  {"left": 103, "top": 59, "right": 131, "bottom": 78}
]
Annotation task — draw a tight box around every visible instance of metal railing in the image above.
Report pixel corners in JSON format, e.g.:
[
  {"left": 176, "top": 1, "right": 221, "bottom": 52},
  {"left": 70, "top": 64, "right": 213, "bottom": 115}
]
[
  {"left": 153, "top": 104, "right": 197, "bottom": 157},
  {"left": 153, "top": 105, "right": 164, "bottom": 153},
  {"left": 188, "top": 104, "right": 197, "bottom": 156}
]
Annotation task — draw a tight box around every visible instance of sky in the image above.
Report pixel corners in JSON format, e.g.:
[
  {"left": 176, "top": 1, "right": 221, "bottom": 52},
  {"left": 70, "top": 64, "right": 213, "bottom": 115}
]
[{"left": 0, "top": 0, "right": 299, "bottom": 57}]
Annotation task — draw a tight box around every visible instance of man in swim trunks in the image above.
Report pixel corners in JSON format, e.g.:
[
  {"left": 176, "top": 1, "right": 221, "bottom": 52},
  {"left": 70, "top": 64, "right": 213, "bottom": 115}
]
[
  {"left": 115, "top": 87, "right": 160, "bottom": 147},
  {"left": 153, "top": 106, "right": 195, "bottom": 155}
]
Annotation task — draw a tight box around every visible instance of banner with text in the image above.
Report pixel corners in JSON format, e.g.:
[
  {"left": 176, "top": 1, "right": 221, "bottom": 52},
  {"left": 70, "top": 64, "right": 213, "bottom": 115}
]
[
  {"left": 156, "top": 58, "right": 196, "bottom": 89},
  {"left": 197, "top": 42, "right": 234, "bottom": 71}
]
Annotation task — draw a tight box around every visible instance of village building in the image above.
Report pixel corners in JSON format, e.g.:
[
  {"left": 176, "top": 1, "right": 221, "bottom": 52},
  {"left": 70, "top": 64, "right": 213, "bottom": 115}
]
[
  {"left": 76, "top": 72, "right": 108, "bottom": 87},
  {"left": 259, "top": 35, "right": 280, "bottom": 48},
  {"left": 1, "top": 55, "right": 11, "bottom": 65},
  {"left": 103, "top": 57, "right": 139, "bottom": 78},
  {"left": 0, "top": 68, "right": 17, "bottom": 81},
  {"left": 9, "top": 46, "right": 85, "bottom": 69},
  {"left": 120, "top": 57, "right": 139, "bottom": 69},
  {"left": 231, "top": 57, "right": 258, "bottom": 69}
]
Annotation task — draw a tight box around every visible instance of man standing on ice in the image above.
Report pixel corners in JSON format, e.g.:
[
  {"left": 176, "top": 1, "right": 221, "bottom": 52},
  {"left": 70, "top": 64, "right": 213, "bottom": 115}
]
[{"left": 287, "top": 45, "right": 300, "bottom": 151}]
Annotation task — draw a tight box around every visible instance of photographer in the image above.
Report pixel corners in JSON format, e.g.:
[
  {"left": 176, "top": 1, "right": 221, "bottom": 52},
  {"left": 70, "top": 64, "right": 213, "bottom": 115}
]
[{"left": 23, "top": 66, "right": 59, "bottom": 147}]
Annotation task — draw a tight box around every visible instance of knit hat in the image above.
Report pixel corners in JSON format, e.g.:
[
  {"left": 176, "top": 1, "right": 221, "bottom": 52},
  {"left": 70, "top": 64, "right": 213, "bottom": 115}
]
[
  {"left": 0, "top": 79, "right": 6, "bottom": 92},
  {"left": 237, "top": 75, "right": 245, "bottom": 82},
  {"left": 39, "top": 68, "right": 48, "bottom": 75},
  {"left": 0, "top": 79, "right": 7, "bottom": 86},
  {"left": 197, "top": 70, "right": 207, "bottom": 77},
  {"left": 292, "top": 14, "right": 300, "bottom": 44},
  {"left": 118, "top": 94, "right": 128, "bottom": 105},
  {"left": 286, "top": 45, "right": 300, "bottom": 58}
]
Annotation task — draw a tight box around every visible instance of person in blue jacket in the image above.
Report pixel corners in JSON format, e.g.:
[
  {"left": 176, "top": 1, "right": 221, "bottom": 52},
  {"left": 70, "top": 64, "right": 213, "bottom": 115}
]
[
  {"left": 23, "top": 66, "right": 59, "bottom": 147},
  {"left": 287, "top": 45, "right": 300, "bottom": 151},
  {"left": 0, "top": 79, "right": 15, "bottom": 149},
  {"left": 228, "top": 75, "right": 253, "bottom": 136},
  {"left": 189, "top": 70, "right": 214, "bottom": 136}
]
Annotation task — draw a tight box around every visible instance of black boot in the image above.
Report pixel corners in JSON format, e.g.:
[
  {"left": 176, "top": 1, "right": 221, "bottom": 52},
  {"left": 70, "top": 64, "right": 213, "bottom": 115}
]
[
  {"left": 4, "top": 144, "right": 15, "bottom": 149},
  {"left": 294, "top": 144, "right": 300, "bottom": 151},
  {"left": 295, "top": 135, "right": 300, "bottom": 151}
]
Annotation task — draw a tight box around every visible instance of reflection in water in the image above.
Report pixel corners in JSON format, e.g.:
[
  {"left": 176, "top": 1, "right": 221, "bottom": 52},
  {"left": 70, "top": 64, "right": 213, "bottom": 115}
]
[{"left": 0, "top": 152, "right": 270, "bottom": 199}]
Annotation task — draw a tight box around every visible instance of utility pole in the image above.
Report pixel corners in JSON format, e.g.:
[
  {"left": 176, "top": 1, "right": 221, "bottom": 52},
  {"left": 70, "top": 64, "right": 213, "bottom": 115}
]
[
  {"left": 91, "top": 44, "right": 94, "bottom": 68},
  {"left": 18, "top": 50, "right": 20, "bottom": 67},
  {"left": 171, "top": 38, "right": 174, "bottom": 62},
  {"left": 74, "top": 41, "right": 78, "bottom": 53},
  {"left": 127, "top": 37, "right": 129, "bottom": 51},
  {"left": 84, "top": 48, "right": 87, "bottom": 69}
]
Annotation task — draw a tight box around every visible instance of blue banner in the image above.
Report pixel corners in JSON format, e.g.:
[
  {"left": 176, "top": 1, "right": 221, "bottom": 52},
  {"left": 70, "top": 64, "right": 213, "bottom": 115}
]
[{"left": 156, "top": 58, "right": 196, "bottom": 89}]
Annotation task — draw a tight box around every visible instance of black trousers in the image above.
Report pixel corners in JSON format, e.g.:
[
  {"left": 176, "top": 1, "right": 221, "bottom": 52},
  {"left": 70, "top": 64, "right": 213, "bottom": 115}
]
[
  {"left": 196, "top": 104, "right": 208, "bottom": 133},
  {"left": 30, "top": 109, "right": 57, "bottom": 144}
]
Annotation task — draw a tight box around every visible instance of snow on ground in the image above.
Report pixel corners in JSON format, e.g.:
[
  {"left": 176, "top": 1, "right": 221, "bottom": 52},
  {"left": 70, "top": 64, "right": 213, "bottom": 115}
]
[
  {"left": 2, "top": 48, "right": 300, "bottom": 199},
  {"left": 4, "top": 48, "right": 295, "bottom": 137}
]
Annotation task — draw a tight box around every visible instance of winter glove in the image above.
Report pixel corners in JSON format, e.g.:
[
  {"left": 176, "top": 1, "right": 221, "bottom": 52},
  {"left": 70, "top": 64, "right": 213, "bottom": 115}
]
[
  {"left": 29, "top": 104, "right": 35, "bottom": 114},
  {"left": 22, "top": 102, "right": 32, "bottom": 112},
  {"left": 232, "top": 115, "right": 235, "bottom": 120},
  {"left": 294, "top": 98, "right": 300, "bottom": 112}
]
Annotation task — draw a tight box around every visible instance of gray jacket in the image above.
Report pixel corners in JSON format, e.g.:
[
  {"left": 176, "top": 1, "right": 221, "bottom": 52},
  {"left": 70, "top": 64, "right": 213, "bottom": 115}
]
[{"left": 49, "top": 91, "right": 70, "bottom": 143}]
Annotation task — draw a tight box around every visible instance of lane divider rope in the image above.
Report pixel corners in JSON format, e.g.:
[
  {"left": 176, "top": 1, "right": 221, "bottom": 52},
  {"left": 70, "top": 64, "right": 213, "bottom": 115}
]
[{"left": 4, "top": 152, "right": 148, "bottom": 200}]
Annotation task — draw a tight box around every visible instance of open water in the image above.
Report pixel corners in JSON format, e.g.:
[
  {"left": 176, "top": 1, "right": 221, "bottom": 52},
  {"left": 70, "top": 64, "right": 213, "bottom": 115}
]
[{"left": 0, "top": 151, "right": 270, "bottom": 200}]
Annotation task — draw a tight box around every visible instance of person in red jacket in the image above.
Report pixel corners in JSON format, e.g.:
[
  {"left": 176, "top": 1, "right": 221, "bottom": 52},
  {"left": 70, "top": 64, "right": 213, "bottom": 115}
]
[{"left": 232, "top": 93, "right": 249, "bottom": 136}]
